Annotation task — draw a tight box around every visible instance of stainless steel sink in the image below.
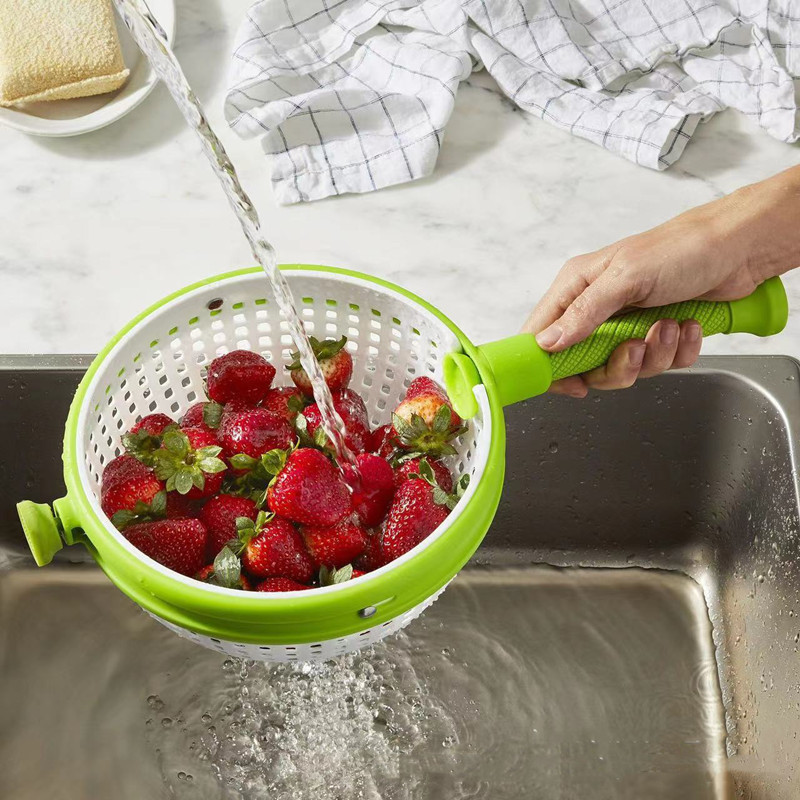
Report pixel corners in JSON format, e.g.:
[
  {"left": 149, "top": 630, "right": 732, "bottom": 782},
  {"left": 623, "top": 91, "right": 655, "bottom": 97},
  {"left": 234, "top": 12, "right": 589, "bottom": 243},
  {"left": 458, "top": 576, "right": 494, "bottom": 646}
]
[{"left": 1, "top": 355, "right": 799, "bottom": 800}]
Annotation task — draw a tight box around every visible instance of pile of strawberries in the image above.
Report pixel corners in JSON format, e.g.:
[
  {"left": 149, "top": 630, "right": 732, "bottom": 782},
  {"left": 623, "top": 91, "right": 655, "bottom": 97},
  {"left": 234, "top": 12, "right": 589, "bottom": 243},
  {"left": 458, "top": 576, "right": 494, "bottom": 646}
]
[{"left": 100, "top": 336, "right": 468, "bottom": 592}]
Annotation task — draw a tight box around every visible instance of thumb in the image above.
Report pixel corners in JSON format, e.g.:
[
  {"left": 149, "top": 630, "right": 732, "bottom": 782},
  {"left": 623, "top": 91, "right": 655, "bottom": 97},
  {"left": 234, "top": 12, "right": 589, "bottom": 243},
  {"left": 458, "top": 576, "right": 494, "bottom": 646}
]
[{"left": 535, "top": 268, "right": 637, "bottom": 352}]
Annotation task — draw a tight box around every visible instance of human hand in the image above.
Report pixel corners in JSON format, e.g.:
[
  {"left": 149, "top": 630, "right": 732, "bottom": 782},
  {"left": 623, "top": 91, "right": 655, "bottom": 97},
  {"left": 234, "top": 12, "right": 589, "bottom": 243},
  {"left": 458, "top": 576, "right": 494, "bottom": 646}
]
[{"left": 523, "top": 166, "right": 800, "bottom": 397}]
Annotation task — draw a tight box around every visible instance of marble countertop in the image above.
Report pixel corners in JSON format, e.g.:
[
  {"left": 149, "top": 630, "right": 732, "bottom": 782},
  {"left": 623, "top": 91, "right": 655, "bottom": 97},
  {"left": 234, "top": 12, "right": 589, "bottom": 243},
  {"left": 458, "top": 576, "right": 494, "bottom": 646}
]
[{"left": 2, "top": 0, "right": 799, "bottom": 362}]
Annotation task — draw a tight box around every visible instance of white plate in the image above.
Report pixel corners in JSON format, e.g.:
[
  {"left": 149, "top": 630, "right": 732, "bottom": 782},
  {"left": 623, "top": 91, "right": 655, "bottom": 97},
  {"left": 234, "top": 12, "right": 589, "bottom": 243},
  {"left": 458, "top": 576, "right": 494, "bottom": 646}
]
[{"left": 0, "top": 0, "right": 176, "bottom": 137}]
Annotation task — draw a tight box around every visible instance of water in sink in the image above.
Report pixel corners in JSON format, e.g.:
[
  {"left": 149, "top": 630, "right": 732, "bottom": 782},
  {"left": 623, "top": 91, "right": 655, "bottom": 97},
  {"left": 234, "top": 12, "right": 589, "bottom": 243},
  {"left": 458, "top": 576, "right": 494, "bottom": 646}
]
[{"left": 0, "top": 563, "right": 727, "bottom": 799}]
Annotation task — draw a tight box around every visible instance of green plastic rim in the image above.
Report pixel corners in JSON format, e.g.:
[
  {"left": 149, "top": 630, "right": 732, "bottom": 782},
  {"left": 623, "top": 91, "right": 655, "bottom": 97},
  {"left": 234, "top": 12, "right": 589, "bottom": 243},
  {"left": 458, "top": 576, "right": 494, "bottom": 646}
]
[{"left": 41, "top": 265, "right": 506, "bottom": 645}]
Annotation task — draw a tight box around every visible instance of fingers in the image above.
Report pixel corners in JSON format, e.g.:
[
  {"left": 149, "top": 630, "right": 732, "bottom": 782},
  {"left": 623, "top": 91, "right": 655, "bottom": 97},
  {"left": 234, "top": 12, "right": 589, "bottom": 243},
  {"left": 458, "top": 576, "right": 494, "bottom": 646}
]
[
  {"left": 672, "top": 320, "right": 703, "bottom": 368},
  {"left": 522, "top": 255, "right": 596, "bottom": 336},
  {"left": 535, "top": 265, "right": 640, "bottom": 352},
  {"left": 581, "top": 339, "right": 646, "bottom": 391},
  {"left": 547, "top": 319, "right": 704, "bottom": 396}
]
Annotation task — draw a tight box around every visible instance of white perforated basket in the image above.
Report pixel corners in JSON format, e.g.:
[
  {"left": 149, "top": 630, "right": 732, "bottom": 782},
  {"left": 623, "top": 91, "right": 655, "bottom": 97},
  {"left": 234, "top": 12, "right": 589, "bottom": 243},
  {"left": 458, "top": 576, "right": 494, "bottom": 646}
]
[{"left": 65, "top": 266, "right": 498, "bottom": 662}]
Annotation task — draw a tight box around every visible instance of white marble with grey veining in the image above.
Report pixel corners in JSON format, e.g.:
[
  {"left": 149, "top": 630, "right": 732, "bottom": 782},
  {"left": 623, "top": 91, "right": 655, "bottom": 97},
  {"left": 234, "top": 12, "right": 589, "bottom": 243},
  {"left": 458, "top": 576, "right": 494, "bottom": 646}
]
[{"left": 1, "top": 0, "right": 799, "bottom": 362}]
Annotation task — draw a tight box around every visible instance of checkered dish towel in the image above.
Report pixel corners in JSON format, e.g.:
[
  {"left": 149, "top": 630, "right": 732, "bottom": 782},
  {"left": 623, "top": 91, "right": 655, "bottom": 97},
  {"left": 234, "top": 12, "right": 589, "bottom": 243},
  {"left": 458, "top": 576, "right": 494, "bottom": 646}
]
[{"left": 225, "top": 0, "right": 800, "bottom": 204}]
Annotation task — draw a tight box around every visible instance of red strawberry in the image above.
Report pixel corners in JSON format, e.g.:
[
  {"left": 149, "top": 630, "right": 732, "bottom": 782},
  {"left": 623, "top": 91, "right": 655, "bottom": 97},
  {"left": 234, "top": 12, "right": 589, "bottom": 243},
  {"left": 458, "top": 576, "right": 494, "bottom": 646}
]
[
  {"left": 289, "top": 335, "right": 353, "bottom": 396},
  {"left": 219, "top": 408, "right": 295, "bottom": 465},
  {"left": 256, "top": 577, "right": 310, "bottom": 592},
  {"left": 352, "top": 569, "right": 366, "bottom": 578},
  {"left": 301, "top": 389, "right": 370, "bottom": 454},
  {"left": 201, "top": 493, "right": 259, "bottom": 557},
  {"left": 391, "top": 377, "right": 463, "bottom": 457},
  {"left": 130, "top": 413, "right": 176, "bottom": 436},
  {"left": 165, "top": 492, "right": 201, "bottom": 519},
  {"left": 151, "top": 427, "right": 227, "bottom": 500},
  {"left": 355, "top": 531, "right": 389, "bottom": 571},
  {"left": 371, "top": 423, "right": 398, "bottom": 458},
  {"left": 262, "top": 387, "right": 307, "bottom": 423},
  {"left": 382, "top": 460, "right": 468, "bottom": 562},
  {"left": 123, "top": 519, "right": 208, "bottom": 576},
  {"left": 267, "top": 448, "right": 351, "bottom": 527},
  {"left": 239, "top": 514, "right": 314, "bottom": 582},
  {"left": 207, "top": 350, "right": 276, "bottom": 406},
  {"left": 180, "top": 401, "right": 224, "bottom": 434},
  {"left": 393, "top": 458, "right": 453, "bottom": 492},
  {"left": 301, "top": 519, "right": 368, "bottom": 569},
  {"left": 101, "top": 454, "right": 144, "bottom": 489},
  {"left": 352, "top": 453, "right": 395, "bottom": 526},
  {"left": 195, "top": 563, "right": 253, "bottom": 590},
  {"left": 101, "top": 460, "right": 164, "bottom": 523}
]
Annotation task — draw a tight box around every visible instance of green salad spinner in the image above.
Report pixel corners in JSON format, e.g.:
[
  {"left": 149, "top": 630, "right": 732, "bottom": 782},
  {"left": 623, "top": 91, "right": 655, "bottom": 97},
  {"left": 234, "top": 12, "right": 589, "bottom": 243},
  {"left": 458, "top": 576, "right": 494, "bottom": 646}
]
[{"left": 16, "top": 267, "right": 787, "bottom": 663}]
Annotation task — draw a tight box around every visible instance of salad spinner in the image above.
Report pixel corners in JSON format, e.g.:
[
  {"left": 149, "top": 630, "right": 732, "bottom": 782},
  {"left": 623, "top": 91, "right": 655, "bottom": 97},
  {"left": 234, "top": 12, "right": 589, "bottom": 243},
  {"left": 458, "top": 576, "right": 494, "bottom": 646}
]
[{"left": 17, "top": 266, "right": 787, "bottom": 662}]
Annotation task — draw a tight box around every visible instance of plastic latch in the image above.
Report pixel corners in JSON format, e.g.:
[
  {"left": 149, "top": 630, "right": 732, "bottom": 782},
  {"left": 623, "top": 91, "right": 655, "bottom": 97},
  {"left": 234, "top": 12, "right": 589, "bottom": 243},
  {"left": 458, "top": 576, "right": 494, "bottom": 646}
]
[{"left": 16, "top": 501, "right": 65, "bottom": 566}]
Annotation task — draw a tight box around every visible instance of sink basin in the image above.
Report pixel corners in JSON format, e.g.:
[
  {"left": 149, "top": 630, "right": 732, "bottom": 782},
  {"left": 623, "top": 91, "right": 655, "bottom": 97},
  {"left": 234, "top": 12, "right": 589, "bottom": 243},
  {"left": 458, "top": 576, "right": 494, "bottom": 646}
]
[{"left": 1, "top": 355, "right": 798, "bottom": 799}]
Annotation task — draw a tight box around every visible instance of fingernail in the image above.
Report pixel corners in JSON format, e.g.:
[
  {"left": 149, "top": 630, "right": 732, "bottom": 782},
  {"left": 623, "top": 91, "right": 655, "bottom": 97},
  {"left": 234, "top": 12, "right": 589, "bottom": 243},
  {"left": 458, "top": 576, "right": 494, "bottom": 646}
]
[
  {"left": 685, "top": 323, "right": 702, "bottom": 342},
  {"left": 660, "top": 322, "right": 678, "bottom": 346},
  {"left": 629, "top": 343, "right": 646, "bottom": 367},
  {"left": 536, "top": 325, "right": 562, "bottom": 349}
]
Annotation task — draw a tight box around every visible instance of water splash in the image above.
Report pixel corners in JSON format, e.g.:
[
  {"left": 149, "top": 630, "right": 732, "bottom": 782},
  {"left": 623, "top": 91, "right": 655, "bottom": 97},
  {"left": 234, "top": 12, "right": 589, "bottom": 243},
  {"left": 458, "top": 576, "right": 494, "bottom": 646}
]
[{"left": 113, "top": 0, "right": 356, "bottom": 468}]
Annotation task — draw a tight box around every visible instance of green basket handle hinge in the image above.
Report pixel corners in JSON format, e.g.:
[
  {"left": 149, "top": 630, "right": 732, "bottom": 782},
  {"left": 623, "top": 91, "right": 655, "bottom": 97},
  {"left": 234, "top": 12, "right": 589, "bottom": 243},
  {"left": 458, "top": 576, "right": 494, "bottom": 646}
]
[
  {"left": 16, "top": 496, "right": 82, "bottom": 566},
  {"left": 444, "top": 276, "right": 788, "bottom": 419}
]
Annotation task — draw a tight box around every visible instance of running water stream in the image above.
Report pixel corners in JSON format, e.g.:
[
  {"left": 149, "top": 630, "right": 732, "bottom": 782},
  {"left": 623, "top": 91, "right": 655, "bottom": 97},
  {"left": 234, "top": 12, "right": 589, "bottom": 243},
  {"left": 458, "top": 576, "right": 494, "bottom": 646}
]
[{"left": 113, "top": 0, "right": 357, "bottom": 470}]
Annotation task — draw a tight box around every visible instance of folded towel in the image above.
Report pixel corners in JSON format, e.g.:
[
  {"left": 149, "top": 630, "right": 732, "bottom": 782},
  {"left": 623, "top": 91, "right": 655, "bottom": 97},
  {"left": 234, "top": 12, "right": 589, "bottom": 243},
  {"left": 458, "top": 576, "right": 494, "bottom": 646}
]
[
  {"left": 225, "top": 0, "right": 800, "bottom": 204},
  {"left": 0, "top": 0, "right": 129, "bottom": 107}
]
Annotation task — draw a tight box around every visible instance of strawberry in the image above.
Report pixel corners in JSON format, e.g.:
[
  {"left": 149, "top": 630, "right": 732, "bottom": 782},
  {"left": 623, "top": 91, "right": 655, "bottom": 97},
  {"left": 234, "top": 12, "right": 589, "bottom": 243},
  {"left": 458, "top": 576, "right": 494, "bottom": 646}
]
[
  {"left": 382, "top": 462, "right": 469, "bottom": 561},
  {"left": 262, "top": 387, "right": 307, "bottom": 424},
  {"left": 301, "top": 519, "right": 368, "bottom": 569},
  {"left": 393, "top": 457, "right": 453, "bottom": 492},
  {"left": 200, "top": 493, "right": 259, "bottom": 557},
  {"left": 195, "top": 558, "right": 253, "bottom": 590},
  {"left": 352, "top": 569, "right": 366, "bottom": 578},
  {"left": 207, "top": 350, "right": 276, "bottom": 406},
  {"left": 165, "top": 492, "right": 202, "bottom": 519},
  {"left": 180, "top": 401, "right": 224, "bottom": 434},
  {"left": 288, "top": 335, "right": 353, "bottom": 395},
  {"left": 370, "top": 423, "right": 399, "bottom": 458},
  {"left": 219, "top": 408, "right": 295, "bottom": 466},
  {"left": 130, "top": 413, "right": 177, "bottom": 436},
  {"left": 298, "top": 388, "right": 370, "bottom": 454},
  {"left": 237, "top": 512, "right": 315, "bottom": 582},
  {"left": 355, "top": 531, "right": 389, "bottom": 571},
  {"left": 266, "top": 448, "right": 352, "bottom": 527},
  {"left": 123, "top": 518, "right": 208, "bottom": 576},
  {"left": 256, "top": 577, "right": 310, "bottom": 592},
  {"left": 101, "top": 454, "right": 144, "bottom": 489},
  {"left": 101, "top": 459, "right": 164, "bottom": 524},
  {"left": 352, "top": 453, "right": 395, "bottom": 526},
  {"left": 391, "top": 377, "right": 464, "bottom": 458},
  {"left": 151, "top": 427, "right": 227, "bottom": 499}
]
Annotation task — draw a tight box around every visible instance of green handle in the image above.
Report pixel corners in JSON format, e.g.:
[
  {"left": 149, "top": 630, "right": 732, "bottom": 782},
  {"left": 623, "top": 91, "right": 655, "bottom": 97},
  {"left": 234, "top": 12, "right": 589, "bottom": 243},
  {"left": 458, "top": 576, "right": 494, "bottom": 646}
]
[{"left": 444, "top": 277, "right": 788, "bottom": 418}]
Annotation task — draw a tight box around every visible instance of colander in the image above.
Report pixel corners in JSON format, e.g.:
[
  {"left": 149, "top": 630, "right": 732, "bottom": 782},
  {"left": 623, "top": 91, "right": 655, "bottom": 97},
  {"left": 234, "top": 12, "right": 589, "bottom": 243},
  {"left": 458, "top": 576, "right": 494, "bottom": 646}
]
[{"left": 17, "top": 265, "right": 787, "bottom": 663}]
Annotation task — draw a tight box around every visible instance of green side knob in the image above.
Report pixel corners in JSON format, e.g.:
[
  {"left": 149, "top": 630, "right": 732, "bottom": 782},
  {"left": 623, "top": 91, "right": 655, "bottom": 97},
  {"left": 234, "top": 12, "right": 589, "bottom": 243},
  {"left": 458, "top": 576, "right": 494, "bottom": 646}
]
[
  {"left": 444, "top": 277, "right": 788, "bottom": 419},
  {"left": 17, "top": 501, "right": 65, "bottom": 566}
]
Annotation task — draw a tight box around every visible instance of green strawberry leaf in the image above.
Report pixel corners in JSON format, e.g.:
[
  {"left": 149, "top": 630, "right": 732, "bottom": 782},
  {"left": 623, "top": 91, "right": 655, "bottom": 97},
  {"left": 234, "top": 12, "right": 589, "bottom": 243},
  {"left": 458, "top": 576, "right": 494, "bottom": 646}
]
[
  {"left": 162, "top": 429, "right": 190, "bottom": 458},
  {"left": 150, "top": 490, "right": 167, "bottom": 517},
  {"left": 203, "top": 401, "right": 225, "bottom": 430},
  {"left": 121, "top": 429, "right": 162, "bottom": 464},
  {"left": 260, "top": 448, "right": 287, "bottom": 476},
  {"left": 111, "top": 509, "right": 137, "bottom": 530},
  {"left": 212, "top": 546, "right": 242, "bottom": 589},
  {"left": 319, "top": 563, "right": 354, "bottom": 586},
  {"left": 174, "top": 470, "right": 195, "bottom": 495},
  {"left": 287, "top": 393, "right": 307, "bottom": 414},
  {"left": 432, "top": 403, "right": 452, "bottom": 434},
  {"left": 197, "top": 456, "right": 227, "bottom": 474},
  {"left": 196, "top": 445, "right": 223, "bottom": 459},
  {"left": 230, "top": 453, "right": 257, "bottom": 471},
  {"left": 417, "top": 459, "right": 435, "bottom": 484}
]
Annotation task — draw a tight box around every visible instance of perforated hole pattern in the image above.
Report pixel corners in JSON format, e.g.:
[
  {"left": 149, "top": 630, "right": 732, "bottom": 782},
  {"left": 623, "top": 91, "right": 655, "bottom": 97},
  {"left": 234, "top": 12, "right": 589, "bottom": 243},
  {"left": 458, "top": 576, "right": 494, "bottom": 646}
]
[{"left": 79, "top": 272, "right": 486, "bottom": 662}]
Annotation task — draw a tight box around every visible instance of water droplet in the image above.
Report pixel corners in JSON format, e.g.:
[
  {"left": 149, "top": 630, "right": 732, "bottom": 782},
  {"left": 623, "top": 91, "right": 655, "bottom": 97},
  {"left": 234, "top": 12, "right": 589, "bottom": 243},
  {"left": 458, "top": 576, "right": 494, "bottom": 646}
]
[
  {"left": 548, "top": 442, "right": 558, "bottom": 454},
  {"left": 146, "top": 694, "right": 164, "bottom": 710},
  {"left": 161, "top": 717, "right": 173, "bottom": 728},
  {"left": 202, "top": 713, "right": 212, "bottom": 724}
]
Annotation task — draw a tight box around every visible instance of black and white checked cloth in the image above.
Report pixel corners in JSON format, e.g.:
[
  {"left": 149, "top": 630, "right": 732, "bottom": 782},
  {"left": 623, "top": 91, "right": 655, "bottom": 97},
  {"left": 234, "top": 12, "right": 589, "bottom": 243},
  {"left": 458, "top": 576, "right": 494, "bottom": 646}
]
[{"left": 225, "top": 0, "right": 800, "bottom": 203}]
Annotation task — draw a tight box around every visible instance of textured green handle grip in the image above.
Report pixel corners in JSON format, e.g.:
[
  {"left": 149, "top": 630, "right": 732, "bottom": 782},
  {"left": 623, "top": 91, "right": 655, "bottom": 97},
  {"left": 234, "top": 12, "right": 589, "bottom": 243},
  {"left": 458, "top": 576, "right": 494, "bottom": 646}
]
[{"left": 550, "top": 299, "right": 729, "bottom": 381}]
